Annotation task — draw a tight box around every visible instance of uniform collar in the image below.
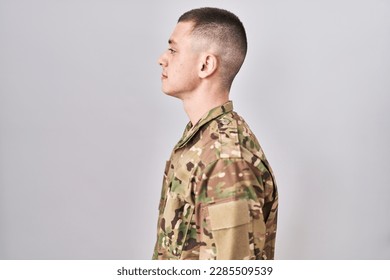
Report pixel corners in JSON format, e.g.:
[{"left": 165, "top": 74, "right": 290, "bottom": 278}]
[{"left": 175, "top": 101, "right": 233, "bottom": 150}]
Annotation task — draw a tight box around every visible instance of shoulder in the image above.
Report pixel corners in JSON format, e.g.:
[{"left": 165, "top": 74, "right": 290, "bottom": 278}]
[
  {"left": 211, "top": 111, "right": 268, "bottom": 163},
  {"left": 214, "top": 112, "right": 242, "bottom": 159},
  {"left": 198, "top": 112, "right": 244, "bottom": 160},
  {"left": 195, "top": 111, "right": 266, "bottom": 163}
]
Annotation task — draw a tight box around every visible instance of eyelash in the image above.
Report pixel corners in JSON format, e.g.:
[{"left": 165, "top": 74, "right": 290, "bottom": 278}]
[{"left": 168, "top": 48, "right": 176, "bottom": 54}]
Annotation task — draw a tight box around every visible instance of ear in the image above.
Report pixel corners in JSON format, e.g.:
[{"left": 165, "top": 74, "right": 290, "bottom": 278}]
[{"left": 198, "top": 53, "right": 218, "bottom": 79}]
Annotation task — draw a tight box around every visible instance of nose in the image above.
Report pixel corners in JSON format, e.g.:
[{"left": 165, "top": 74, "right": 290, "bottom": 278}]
[{"left": 158, "top": 51, "right": 167, "bottom": 67}]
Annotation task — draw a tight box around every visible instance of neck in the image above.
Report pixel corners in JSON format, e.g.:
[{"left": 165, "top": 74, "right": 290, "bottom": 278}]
[{"left": 182, "top": 87, "right": 229, "bottom": 125}]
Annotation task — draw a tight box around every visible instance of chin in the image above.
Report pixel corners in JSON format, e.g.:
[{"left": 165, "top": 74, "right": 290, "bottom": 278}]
[
  {"left": 161, "top": 87, "right": 181, "bottom": 99},
  {"left": 164, "top": 92, "right": 182, "bottom": 100}
]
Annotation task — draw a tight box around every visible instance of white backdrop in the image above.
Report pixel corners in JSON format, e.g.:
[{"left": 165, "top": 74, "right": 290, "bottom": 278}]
[{"left": 0, "top": 0, "right": 389, "bottom": 259}]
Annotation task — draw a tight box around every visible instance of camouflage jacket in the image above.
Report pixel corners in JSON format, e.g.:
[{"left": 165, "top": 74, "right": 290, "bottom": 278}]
[{"left": 152, "top": 101, "right": 278, "bottom": 260}]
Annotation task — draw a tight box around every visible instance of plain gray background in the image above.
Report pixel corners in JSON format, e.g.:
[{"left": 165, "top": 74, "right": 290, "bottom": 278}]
[{"left": 1, "top": 0, "right": 389, "bottom": 259}]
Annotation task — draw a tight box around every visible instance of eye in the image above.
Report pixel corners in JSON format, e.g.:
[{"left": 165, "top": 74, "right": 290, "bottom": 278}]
[{"left": 168, "top": 48, "right": 176, "bottom": 54}]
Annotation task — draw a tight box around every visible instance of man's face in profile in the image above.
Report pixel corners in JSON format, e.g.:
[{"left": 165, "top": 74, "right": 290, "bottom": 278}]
[{"left": 158, "top": 21, "right": 201, "bottom": 99}]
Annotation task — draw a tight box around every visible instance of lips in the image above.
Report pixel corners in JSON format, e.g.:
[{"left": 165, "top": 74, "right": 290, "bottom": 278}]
[{"left": 161, "top": 73, "right": 168, "bottom": 79}]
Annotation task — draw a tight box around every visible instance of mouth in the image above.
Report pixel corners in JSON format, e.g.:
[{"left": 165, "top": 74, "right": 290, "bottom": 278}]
[{"left": 161, "top": 71, "right": 168, "bottom": 79}]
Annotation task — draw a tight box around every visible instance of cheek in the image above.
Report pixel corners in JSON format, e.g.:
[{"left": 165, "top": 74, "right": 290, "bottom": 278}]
[
  {"left": 179, "top": 61, "right": 197, "bottom": 76},
  {"left": 170, "top": 57, "right": 198, "bottom": 80}
]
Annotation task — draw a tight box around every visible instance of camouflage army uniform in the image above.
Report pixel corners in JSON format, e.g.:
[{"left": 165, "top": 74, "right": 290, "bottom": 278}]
[{"left": 153, "top": 101, "right": 278, "bottom": 260}]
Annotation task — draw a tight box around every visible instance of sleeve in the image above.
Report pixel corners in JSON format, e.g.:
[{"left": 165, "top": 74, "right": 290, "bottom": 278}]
[{"left": 193, "top": 158, "right": 268, "bottom": 260}]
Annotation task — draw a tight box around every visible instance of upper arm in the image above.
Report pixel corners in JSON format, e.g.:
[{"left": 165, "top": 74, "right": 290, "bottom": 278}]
[{"left": 194, "top": 159, "right": 266, "bottom": 260}]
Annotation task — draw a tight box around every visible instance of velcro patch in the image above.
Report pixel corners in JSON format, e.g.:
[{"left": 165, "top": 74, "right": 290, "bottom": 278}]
[{"left": 208, "top": 200, "right": 250, "bottom": 230}]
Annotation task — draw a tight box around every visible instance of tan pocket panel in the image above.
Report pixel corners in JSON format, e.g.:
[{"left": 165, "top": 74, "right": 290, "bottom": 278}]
[
  {"left": 208, "top": 200, "right": 250, "bottom": 230},
  {"left": 208, "top": 200, "right": 250, "bottom": 259}
]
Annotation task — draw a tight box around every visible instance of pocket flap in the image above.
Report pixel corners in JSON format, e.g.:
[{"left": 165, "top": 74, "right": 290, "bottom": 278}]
[{"left": 208, "top": 200, "right": 250, "bottom": 230}]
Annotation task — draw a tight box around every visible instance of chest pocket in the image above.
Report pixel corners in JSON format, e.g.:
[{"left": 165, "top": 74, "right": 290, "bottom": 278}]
[
  {"left": 158, "top": 149, "right": 198, "bottom": 258},
  {"left": 160, "top": 190, "right": 194, "bottom": 258}
]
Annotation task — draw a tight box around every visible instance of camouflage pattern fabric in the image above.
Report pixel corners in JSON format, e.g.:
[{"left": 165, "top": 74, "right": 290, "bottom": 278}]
[{"left": 153, "top": 101, "right": 278, "bottom": 260}]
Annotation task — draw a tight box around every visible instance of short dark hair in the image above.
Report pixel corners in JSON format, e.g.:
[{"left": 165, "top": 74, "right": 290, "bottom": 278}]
[{"left": 178, "top": 7, "right": 247, "bottom": 88}]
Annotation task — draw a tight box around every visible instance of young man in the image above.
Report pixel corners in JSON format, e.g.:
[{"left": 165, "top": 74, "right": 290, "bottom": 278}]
[{"left": 153, "top": 7, "right": 278, "bottom": 260}]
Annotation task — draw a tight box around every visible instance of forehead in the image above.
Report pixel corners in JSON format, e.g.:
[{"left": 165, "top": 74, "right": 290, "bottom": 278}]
[{"left": 169, "top": 21, "right": 194, "bottom": 45}]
